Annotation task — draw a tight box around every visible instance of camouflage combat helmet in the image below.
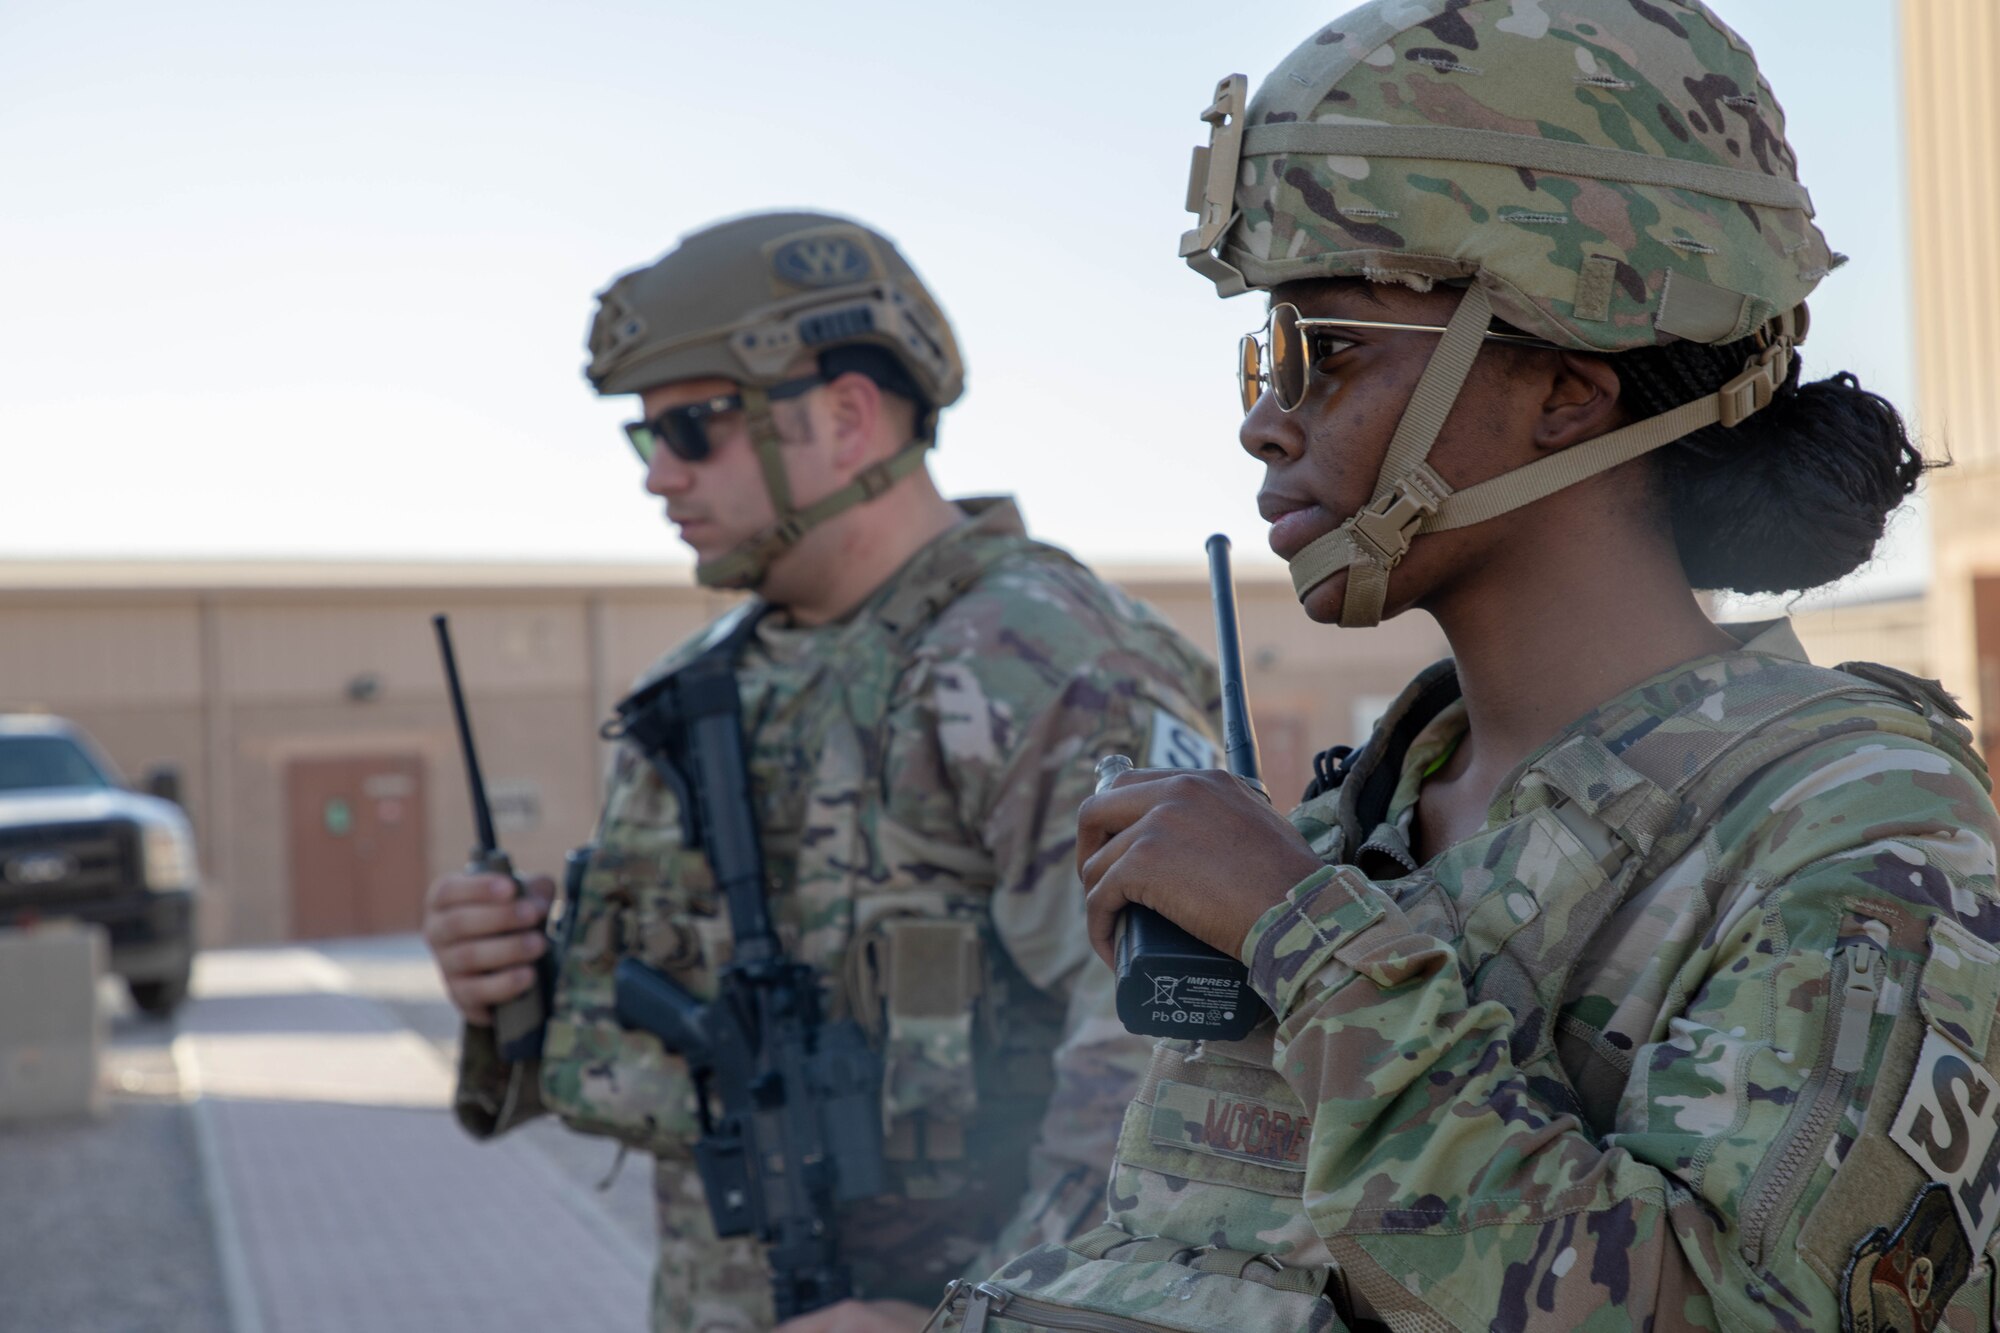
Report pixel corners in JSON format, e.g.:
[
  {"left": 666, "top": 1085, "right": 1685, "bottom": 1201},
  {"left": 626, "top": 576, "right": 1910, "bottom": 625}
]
[
  {"left": 587, "top": 211, "right": 965, "bottom": 589},
  {"left": 1181, "top": 0, "right": 1835, "bottom": 626}
]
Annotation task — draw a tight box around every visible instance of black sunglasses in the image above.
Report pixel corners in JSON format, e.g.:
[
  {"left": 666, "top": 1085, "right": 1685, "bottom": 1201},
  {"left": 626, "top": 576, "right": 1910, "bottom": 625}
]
[{"left": 622, "top": 374, "right": 825, "bottom": 464}]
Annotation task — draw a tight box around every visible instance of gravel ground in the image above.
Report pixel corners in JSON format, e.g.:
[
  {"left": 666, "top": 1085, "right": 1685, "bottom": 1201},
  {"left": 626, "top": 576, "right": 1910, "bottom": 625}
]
[
  {"left": 0, "top": 986, "right": 230, "bottom": 1333},
  {"left": 0, "top": 939, "right": 657, "bottom": 1333}
]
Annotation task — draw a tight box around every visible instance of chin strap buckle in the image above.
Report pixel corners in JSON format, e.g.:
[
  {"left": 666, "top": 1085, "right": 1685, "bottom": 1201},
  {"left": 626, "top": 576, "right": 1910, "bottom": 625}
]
[
  {"left": 1347, "top": 464, "right": 1451, "bottom": 569},
  {"left": 1719, "top": 314, "right": 1801, "bottom": 428},
  {"left": 854, "top": 460, "right": 898, "bottom": 500}
]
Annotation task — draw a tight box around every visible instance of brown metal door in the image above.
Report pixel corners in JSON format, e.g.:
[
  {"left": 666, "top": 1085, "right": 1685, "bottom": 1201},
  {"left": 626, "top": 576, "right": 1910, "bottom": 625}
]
[{"left": 285, "top": 754, "right": 428, "bottom": 939}]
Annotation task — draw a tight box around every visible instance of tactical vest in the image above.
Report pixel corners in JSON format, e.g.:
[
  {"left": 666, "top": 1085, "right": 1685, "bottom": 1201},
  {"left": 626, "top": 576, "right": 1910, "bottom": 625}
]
[
  {"left": 939, "top": 653, "right": 1993, "bottom": 1332},
  {"left": 537, "top": 525, "right": 1086, "bottom": 1198}
]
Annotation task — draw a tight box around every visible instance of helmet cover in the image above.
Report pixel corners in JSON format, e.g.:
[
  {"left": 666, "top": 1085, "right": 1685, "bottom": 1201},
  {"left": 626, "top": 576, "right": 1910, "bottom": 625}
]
[
  {"left": 1183, "top": 0, "right": 1839, "bottom": 350},
  {"left": 1178, "top": 0, "right": 1835, "bottom": 623}
]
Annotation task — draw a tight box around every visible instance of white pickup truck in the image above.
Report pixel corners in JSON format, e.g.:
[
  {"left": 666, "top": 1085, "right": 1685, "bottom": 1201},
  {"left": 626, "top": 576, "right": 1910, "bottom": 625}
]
[{"left": 0, "top": 715, "right": 198, "bottom": 1016}]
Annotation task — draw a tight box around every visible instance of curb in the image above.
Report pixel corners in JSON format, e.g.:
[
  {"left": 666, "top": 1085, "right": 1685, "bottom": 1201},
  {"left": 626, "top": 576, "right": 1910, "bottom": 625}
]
[{"left": 172, "top": 1028, "right": 267, "bottom": 1333}]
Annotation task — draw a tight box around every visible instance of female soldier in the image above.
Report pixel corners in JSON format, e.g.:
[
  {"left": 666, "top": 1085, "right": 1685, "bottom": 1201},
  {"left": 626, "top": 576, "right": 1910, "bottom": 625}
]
[{"left": 934, "top": 1, "right": 2000, "bottom": 1330}]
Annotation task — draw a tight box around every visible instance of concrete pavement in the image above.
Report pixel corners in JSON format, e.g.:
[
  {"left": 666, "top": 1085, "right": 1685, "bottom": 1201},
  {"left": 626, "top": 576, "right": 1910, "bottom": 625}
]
[
  {"left": 1, "top": 937, "right": 661, "bottom": 1333},
  {"left": 0, "top": 1003, "right": 227, "bottom": 1333}
]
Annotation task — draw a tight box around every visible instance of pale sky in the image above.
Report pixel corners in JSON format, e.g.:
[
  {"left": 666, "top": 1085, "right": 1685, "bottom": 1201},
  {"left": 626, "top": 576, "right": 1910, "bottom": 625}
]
[{"left": 0, "top": 0, "right": 1926, "bottom": 604}]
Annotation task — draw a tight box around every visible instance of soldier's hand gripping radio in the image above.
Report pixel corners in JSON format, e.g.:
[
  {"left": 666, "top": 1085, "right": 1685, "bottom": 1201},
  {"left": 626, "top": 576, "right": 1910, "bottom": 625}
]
[
  {"left": 1108, "top": 535, "right": 1273, "bottom": 1043},
  {"left": 433, "top": 614, "right": 553, "bottom": 1063}
]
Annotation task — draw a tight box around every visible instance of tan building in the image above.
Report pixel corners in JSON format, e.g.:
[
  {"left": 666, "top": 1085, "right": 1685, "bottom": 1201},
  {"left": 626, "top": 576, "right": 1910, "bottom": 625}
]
[
  {"left": 0, "top": 559, "right": 1446, "bottom": 947},
  {"left": 1906, "top": 0, "right": 2000, "bottom": 757},
  {"left": 1783, "top": 594, "right": 1931, "bottom": 681}
]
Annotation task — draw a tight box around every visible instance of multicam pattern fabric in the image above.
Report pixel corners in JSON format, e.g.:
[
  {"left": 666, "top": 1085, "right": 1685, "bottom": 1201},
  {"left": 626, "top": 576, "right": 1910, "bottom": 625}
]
[
  {"left": 973, "top": 622, "right": 2000, "bottom": 1331},
  {"left": 1202, "top": 0, "right": 1835, "bottom": 352},
  {"left": 455, "top": 497, "right": 1220, "bottom": 1330}
]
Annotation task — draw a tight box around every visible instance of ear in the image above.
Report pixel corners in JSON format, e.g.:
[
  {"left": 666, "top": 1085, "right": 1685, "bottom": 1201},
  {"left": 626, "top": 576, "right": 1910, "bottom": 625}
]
[
  {"left": 821, "top": 371, "right": 883, "bottom": 473},
  {"left": 1534, "top": 351, "right": 1625, "bottom": 454}
]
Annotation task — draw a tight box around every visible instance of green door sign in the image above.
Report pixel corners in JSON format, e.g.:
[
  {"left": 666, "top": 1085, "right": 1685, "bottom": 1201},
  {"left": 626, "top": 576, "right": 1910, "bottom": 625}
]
[{"left": 324, "top": 797, "right": 353, "bottom": 836}]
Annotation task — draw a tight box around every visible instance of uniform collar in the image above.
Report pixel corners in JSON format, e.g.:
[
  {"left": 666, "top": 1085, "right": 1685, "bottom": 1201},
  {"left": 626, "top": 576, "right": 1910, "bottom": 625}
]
[
  {"left": 950, "top": 495, "right": 1028, "bottom": 539},
  {"left": 1721, "top": 618, "right": 1811, "bottom": 662},
  {"left": 858, "top": 495, "right": 1026, "bottom": 629},
  {"left": 762, "top": 495, "right": 1029, "bottom": 643}
]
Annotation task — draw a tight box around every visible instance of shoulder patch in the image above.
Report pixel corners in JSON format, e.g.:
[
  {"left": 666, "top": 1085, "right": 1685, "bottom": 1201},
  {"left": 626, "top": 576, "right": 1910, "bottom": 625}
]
[
  {"left": 1146, "top": 708, "right": 1218, "bottom": 772},
  {"left": 1889, "top": 1028, "right": 2000, "bottom": 1257},
  {"left": 1840, "top": 1183, "right": 1975, "bottom": 1333}
]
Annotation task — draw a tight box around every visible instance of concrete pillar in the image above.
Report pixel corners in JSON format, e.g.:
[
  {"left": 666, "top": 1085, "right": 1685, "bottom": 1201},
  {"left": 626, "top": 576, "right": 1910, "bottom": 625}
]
[{"left": 0, "top": 922, "right": 106, "bottom": 1123}]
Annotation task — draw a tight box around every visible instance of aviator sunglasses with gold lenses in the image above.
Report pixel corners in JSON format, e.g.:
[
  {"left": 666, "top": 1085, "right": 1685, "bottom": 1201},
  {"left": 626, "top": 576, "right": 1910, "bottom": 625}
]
[{"left": 1239, "top": 302, "right": 1559, "bottom": 413}]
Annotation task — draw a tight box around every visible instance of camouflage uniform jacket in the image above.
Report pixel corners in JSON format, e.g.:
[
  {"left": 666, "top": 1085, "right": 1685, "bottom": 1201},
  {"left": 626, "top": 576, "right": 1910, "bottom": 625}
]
[
  {"left": 454, "top": 497, "right": 1220, "bottom": 1329},
  {"left": 969, "top": 622, "right": 2000, "bottom": 1332}
]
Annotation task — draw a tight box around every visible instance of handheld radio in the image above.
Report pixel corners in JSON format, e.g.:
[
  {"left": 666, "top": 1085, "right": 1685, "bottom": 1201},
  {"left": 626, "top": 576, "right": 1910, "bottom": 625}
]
[
  {"left": 1110, "top": 534, "right": 1272, "bottom": 1042},
  {"left": 433, "top": 613, "right": 552, "bottom": 1062}
]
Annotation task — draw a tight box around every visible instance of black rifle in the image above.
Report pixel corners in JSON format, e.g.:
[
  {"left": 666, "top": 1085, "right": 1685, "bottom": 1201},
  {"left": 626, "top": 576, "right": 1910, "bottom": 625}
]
[
  {"left": 433, "top": 614, "right": 552, "bottom": 1062},
  {"left": 606, "top": 621, "right": 885, "bottom": 1320},
  {"left": 1112, "top": 535, "right": 1272, "bottom": 1042}
]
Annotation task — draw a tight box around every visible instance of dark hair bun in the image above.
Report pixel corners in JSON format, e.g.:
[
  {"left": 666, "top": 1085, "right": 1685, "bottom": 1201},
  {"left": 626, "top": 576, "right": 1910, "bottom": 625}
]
[{"left": 1614, "top": 340, "right": 1927, "bottom": 596}]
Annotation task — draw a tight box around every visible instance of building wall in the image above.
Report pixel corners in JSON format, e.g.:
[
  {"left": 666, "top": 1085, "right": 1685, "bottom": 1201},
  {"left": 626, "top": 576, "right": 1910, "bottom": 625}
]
[
  {"left": 1121, "top": 572, "right": 1448, "bottom": 802},
  {"left": 0, "top": 578, "right": 727, "bottom": 946},
  {"left": 1905, "top": 0, "right": 2000, "bottom": 754},
  {"left": 1788, "top": 595, "right": 1932, "bottom": 681},
  {"left": 1, "top": 565, "right": 1956, "bottom": 947},
  {"left": 0, "top": 597, "right": 215, "bottom": 901},
  {"left": 0, "top": 566, "right": 1447, "bottom": 947}
]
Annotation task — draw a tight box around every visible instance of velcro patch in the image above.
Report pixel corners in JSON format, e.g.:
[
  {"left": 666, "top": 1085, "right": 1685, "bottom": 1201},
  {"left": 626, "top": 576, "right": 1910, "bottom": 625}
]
[
  {"left": 769, "top": 231, "right": 873, "bottom": 288},
  {"left": 1919, "top": 916, "right": 2000, "bottom": 1060},
  {"left": 1889, "top": 1028, "right": 2000, "bottom": 1257},
  {"left": 1146, "top": 708, "right": 1218, "bottom": 772},
  {"left": 1147, "top": 1078, "right": 1308, "bottom": 1171},
  {"left": 1840, "top": 1183, "right": 1974, "bottom": 1333}
]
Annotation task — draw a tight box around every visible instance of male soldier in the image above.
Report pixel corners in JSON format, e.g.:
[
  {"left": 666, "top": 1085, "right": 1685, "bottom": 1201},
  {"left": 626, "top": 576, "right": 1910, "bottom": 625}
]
[{"left": 421, "top": 211, "right": 1219, "bottom": 1332}]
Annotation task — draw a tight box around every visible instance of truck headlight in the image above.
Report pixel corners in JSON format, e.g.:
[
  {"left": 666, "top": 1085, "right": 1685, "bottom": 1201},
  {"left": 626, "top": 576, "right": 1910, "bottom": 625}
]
[{"left": 141, "top": 822, "right": 197, "bottom": 891}]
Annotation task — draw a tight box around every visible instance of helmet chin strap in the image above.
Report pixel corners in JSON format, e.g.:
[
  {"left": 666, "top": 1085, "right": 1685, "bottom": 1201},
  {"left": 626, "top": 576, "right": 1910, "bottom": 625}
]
[
  {"left": 1284, "top": 285, "right": 1801, "bottom": 627},
  {"left": 694, "top": 384, "right": 935, "bottom": 590},
  {"left": 1287, "top": 285, "right": 1494, "bottom": 628}
]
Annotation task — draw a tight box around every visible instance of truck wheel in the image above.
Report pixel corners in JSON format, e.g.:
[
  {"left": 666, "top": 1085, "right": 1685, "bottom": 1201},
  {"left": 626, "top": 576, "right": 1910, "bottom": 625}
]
[{"left": 128, "top": 969, "right": 190, "bottom": 1018}]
